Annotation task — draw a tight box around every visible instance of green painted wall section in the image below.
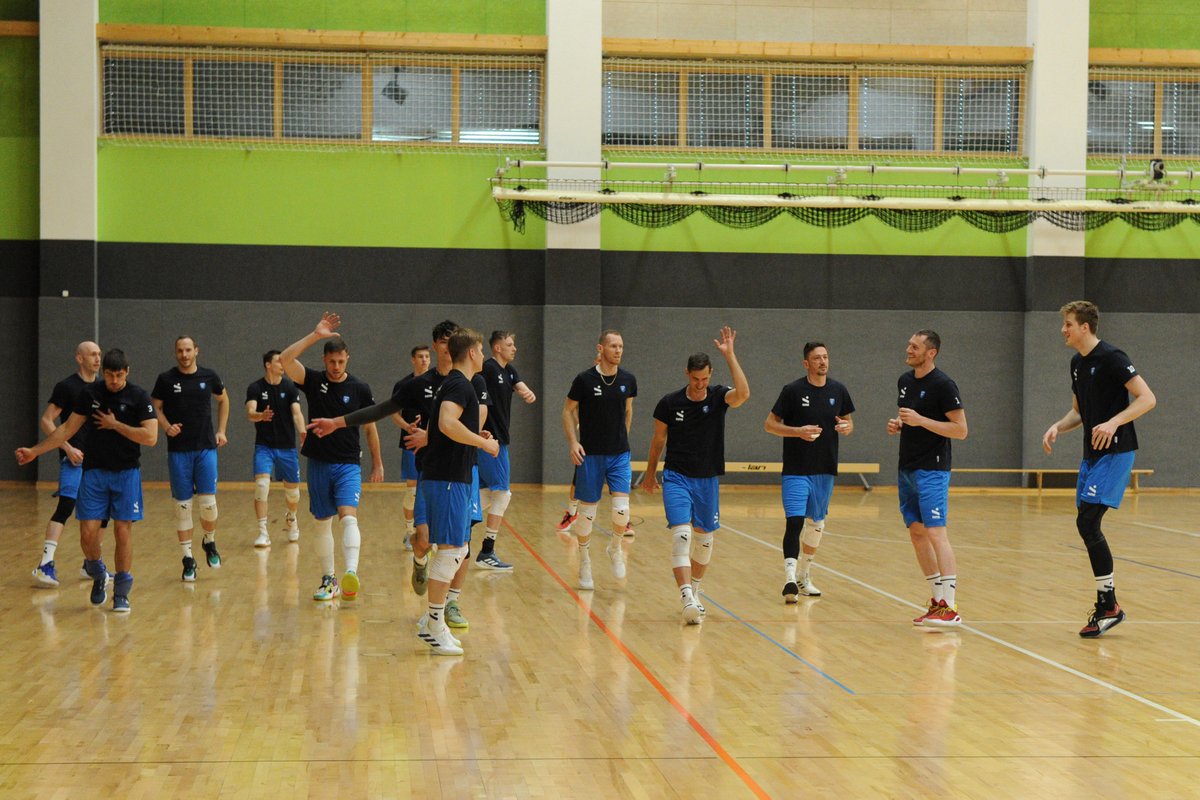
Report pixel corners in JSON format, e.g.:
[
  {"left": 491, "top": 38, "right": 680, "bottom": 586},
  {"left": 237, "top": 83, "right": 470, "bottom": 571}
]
[
  {"left": 1091, "top": 0, "right": 1200, "bottom": 49},
  {"left": 0, "top": 0, "right": 36, "bottom": 20},
  {"left": 98, "top": 147, "right": 544, "bottom": 249},
  {"left": 0, "top": 36, "right": 36, "bottom": 239},
  {"left": 99, "top": 1, "right": 545, "bottom": 35}
]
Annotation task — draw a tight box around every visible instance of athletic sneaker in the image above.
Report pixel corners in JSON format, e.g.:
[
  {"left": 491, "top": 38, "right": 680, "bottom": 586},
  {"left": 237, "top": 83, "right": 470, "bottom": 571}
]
[
  {"left": 286, "top": 524, "right": 300, "bottom": 543},
  {"left": 606, "top": 540, "right": 627, "bottom": 579},
  {"left": 475, "top": 551, "right": 513, "bottom": 571},
  {"left": 181, "top": 556, "right": 198, "bottom": 582},
  {"left": 445, "top": 600, "right": 469, "bottom": 629},
  {"left": 624, "top": 522, "right": 636, "bottom": 538},
  {"left": 912, "top": 597, "right": 939, "bottom": 625},
  {"left": 411, "top": 558, "right": 429, "bottom": 596},
  {"left": 782, "top": 581, "right": 800, "bottom": 604},
  {"left": 202, "top": 539, "right": 222, "bottom": 569},
  {"left": 33, "top": 561, "right": 59, "bottom": 588},
  {"left": 682, "top": 602, "right": 702, "bottom": 625},
  {"left": 313, "top": 574, "right": 340, "bottom": 601},
  {"left": 341, "top": 570, "right": 360, "bottom": 601},
  {"left": 695, "top": 596, "right": 706, "bottom": 616},
  {"left": 799, "top": 575, "right": 822, "bottom": 597},
  {"left": 556, "top": 510, "right": 578, "bottom": 532},
  {"left": 112, "top": 594, "right": 130, "bottom": 613},
  {"left": 89, "top": 571, "right": 107, "bottom": 606},
  {"left": 1080, "top": 602, "right": 1125, "bottom": 638},
  {"left": 922, "top": 599, "right": 962, "bottom": 628},
  {"left": 80, "top": 561, "right": 113, "bottom": 583},
  {"left": 253, "top": 531, "right": 271, "bottom": 548},
  {"left": 417, "top": 622, "right": 464, "bottom": 656},
  {"left": 578, "top": 559, "right": 594, "bottom": 590},
  {"left": 417, "top": 614, "right": 461, "bottom": 647}
]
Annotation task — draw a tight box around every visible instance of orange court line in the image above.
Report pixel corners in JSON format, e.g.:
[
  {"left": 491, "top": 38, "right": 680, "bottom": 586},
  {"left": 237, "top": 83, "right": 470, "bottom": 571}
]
[{"left": 503, "top": 520, "right": 772, "bottom": 800}]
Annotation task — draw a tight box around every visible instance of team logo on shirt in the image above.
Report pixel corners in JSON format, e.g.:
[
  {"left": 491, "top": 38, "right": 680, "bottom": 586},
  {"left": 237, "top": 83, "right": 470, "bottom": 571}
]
[
  {"left": 620, "top": 385, "right": 627, "bottom": 393},
  {"left": 200, "top": 382, "right": 206, "bottom": 389},
  {"left": 829, "top": 398, "right": 836, "bottom": 406},
  {"left": 593, "top": 385, "right": 603, "bottom": 396},
  {"left": 118, "top": 404, "right": 126, "bottom": 413},
  {"left": 899, "top": 387, "right": 907, "bottom": 399},
  {"left": 1127, "top": 365, "right": 1136, "bottom": 374},
  {"left": 279, "top": 392, "right": 286, "bottom": 398},
  {"left": 320, "top": 383, "right": 329, "bottom": 394},
  {"left": 675, "top": 410, "right": 685, "bottom": 422},
  {"left": 497, "top": 374, "right": 505, "bottom": 383},
  {"left": 424, "top": 387, "right": 434, "bottom": 399},
  {"left": 172, "top": 383, "right": 182, "bottom": 392},
  {"left": 261, "top": 391, "right": 269, "bottom": 401},
  {"left": 1091, "top": 367, "right": 1096, "bottom": 375},
  {"left": 919, "top": 390, "right": 926, "bottom": 399},
  {"left": 702, "top": 405, "right": 709, "bottom": 414},
  {"left": 802, "top": 395, "right": 810, "bottom": 407},
  {"left": 91, "top": 400, "right": 101, "bottom": 410},
  {"left": 343, "top": 395, "right": 350, "bottom": 404}
]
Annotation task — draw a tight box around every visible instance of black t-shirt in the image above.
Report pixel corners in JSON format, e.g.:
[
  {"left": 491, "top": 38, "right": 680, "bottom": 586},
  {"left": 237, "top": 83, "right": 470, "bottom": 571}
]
[
  {"left": 1072, "top": 340, "right": 1140, "bottom": 459},
  {"left": 481, "top": 358, "right": 522, "bottom": 444},
  {"left": 397, "top": 369, "right": 446, "bottom": 470},
  {"left": 298, "top": 369, "right": 375, "bottom": 464},
  {"left": 245, "top": 377, "right": 301, "bottom": 449},
  {"left": 72, "top": 382, "right": 156, "bottom": 472},
  {"left": 390, "top": 373, "right": 422, "bottom": 427},
  {"left": 897, "top": 368, "right": 963, "bottom": 471},
  {"left": 568, "top": 366, "right": 638, "bottom": 455},
  {"left": 771, "top": 378, "right": 856, "bottom": 476},
  {"left": 472, "top": 372, "right": 492, "bottom": 426},
  {"left": 48, "top": 373, "right": 98, "bottom": 451},
  {"left": 653, "top": 385, "right": 731, "bottom": 478},
  {"left": 421, "top": 370, "right": 479, "bottom": 484},
  {"left": 151, "top": 366, "right": 226, "bottom": 453}
]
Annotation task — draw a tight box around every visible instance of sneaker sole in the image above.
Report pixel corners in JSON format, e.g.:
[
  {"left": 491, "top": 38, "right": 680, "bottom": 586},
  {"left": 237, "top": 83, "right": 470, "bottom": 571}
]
[
  {"left": 475, "top": 559, "right": 514, "bottom": 571},
  {"left": 254, "top": 541, "right": 271, "bottom": 548},
  {"left": 1080, "top": 610, "right": 1125, "bottom": 638},
  {"left": 682, "top": 605, "right": 702, "bottom": 624},
  {"left": 112, "top": 605, "right": 131, "bottom": 613},
  {"left": 34, "top": 576, "right": 60, "bottom": 588},
  {"left": 342, "top": 573, "right": 360, "bottom": 600},
  {"left": 922, "top": 617, "right": 962, "bottom": 628}
]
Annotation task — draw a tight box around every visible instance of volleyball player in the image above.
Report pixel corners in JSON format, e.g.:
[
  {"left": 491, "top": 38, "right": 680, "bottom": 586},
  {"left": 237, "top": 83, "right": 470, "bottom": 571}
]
[{"left": 245, "top": 349, "right": 305, "bottom": 547}]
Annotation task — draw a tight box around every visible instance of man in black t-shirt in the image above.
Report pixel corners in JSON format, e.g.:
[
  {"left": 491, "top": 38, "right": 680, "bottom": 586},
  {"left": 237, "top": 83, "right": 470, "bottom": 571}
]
[
  {"left": 563, "top": 330, "right": 638, "bottom": 590},
  {"left": 32, "top": 341, "right": 102, "bottom": 588},
  {"left": 245, "top": 349, "right": 306, "bottom": 547},
  {"left": 17, "top": 349, "right": 158, "bottom": 613},
  {"left": 151, "top": 336, "right": 229, "bottom": 581},
  {"left": 765, "top": 341, "right": 855, "bottom": 603},
  {"left": 886, "top": 330, "right": 968, "bottom": 629},
  {"left": 640, "top": 327, "right": 749, "bottom": 624},
  {"left": 475, "top": 329, "right": 537, "bottom": 571},
  {"left": 389, "top": 344, "right": 430, "bottom": 550},
  {"left": 1043, "top": 300, "right": 1156, "bottom": 638},
  {"left": 281, "top": 313, "right": 384, "bottom": 604}
]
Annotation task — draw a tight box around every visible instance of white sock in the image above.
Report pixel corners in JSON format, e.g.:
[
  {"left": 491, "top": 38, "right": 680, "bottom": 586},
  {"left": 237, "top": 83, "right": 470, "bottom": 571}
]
[
  {"left": 941, "top": 574, "right": 957, "bottom": 608},
  {"left": 427, "top": 602, "right": 446, "bottom": 632},
  {"left": 784, "top": 558, "right": 798, "bottom": 583},
  {"left": 314, "top": 518, "right": 335, "bottom": 575},
  {"left": 578, "top": 540, "right": 590, "bottom": 561},
  {"left": 180, "top": 541, "right": 193, "bottom": 559},
  {"left": 41, "top": 540, "right": 58, "bottom": 566},
  {"left": 202, "top": 531, "right": 215, "bottom": 545},
  {"left": 680, "top": 584, "right": 694, "bottom": 605},
  {"left": 926, "top": 572, "right": 943, "bottom": 602},
  {"left": 800, "top": 553, "right": 815, "bottom": 579},
  {"left": 448, "top": 588, "right": 461, "bottom": 604},
  {"left": 340, "top": 516, "right": 361, "bottom": 573},
  {"left": 690, "top": 577, "right": 702, "bottom": 598},
  {"left": 257, "top": 517, "right": 268, "bottom": 533},
  {"left": 1094, "top": 573, "right": 1114, "bottom": 593},
  {"left": 568, "top": 498, "right": 579, "bottom": 515}
]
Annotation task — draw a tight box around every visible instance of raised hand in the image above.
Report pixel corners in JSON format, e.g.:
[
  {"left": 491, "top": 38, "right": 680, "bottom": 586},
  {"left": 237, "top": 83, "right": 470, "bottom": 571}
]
[
  {"left": 714, "top": 325, "right": 736, "bottom": 356},
  {"left": 315, "top": 311, "right": 342, "bottom": 338}
]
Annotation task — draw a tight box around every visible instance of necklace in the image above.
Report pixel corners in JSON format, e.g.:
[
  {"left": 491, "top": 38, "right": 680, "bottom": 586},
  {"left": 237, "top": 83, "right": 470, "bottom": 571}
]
[{"left": 597, "top": 366, "right": 617, "bottom": 386}]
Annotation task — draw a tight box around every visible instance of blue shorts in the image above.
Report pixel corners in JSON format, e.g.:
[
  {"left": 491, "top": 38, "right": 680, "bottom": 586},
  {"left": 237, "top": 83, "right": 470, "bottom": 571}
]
[
  {"left": 168, "top": 449, "right": 218, "bottom": 499},
  {"left": 477, "top": 444, "right": 510, "bottom": 491},
  {"left": 56, "top": 458, "right": 83, "bottom": 500},
  {"left": 898, "top": 469, "right": 951, "bottom": 527},
  {"left": 781, "top": 474, "right": 835, "bottom": 521},
  {"left": 400, "top": 448, "right": 419, "bottom": 482},
  {"left": 1077, "top": 452, "right": 1136, "bottom": 509},
  {"left": 77, "top": 468, "right": 143, "bottom": 522},
  {"left": 662, "top": 469, "right": 720, "bottom": 531},
  {"left": 413, "top": 473, "right": 428, "bottom": 525},
  {"left": 471, "top": 466, "right": 482, "bottom": 525},
  {"left": 253, "top": 445, "right": 300, "bottom": 483},
  {"left": 307, "top": 461, "right": 362, "bottom": 519},
  {"left": 420, "top": 479, "right": 473, "bottom": 547},
  {"left": 575, "top": 452, "right": 632, "bottom": 504}
]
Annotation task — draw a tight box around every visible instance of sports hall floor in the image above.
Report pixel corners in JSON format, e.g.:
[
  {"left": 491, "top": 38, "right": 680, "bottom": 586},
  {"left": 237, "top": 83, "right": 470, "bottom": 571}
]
[{"left": 1, "top": 483, "right": 1197, "bottom": 799}]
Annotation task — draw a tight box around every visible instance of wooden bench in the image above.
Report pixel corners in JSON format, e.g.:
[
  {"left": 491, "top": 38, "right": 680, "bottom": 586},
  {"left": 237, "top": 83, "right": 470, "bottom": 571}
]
[
  {"left": 632, "top": 461, "right": 881, "bottom": 490},
  {"left": 952, "top": 467, "right": 1153, "bottom": 493}
]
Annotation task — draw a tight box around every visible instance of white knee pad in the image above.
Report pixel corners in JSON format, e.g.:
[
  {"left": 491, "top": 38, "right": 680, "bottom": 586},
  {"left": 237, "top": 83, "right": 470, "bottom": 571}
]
[
  {"left": 253, "top": 477, "right": 270, "bottom": 502},
  {"left": 197, "top": 494, "right": 218, "bottom": 523},
  {"left": 670, "top": 525, "right": 692, "bottom": 569},
  {"left": 801, "top": 520, "right": 824, "bottom": 549},
  {"left": 284, "top": 486, "right": 300, "bottom": 505},
  {"left": 611, "top": 496, "right": 630, "bottom": 529},
  {"left": 174, "top": 498, "right": 194, "bottom": 531},
  {"left": 430, "top": 544, "right": 468, "bottom": 582},
  {"left": 692, "top": 531, "right": 714, "bottom": 565},
  {"left": 575, "top": 503, "right": 598, "bottom": 537},
  {"left": 491, "top": 489, "right": 512, "bottom": 518},
  {"left": 402, "top": 488, "right": 416, "bottom": 512},
  {"left": 479, "top": 488, "right": 493, "bottom": 516}
]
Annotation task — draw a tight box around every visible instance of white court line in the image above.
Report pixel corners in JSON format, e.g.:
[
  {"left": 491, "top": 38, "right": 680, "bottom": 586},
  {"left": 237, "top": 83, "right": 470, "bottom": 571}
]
[
  {"left": 720, "top": 521, "right": 1200, "bottom": 729},
  {"left": 1131, "top": 521, "right": 1200, "bottom": 539}
]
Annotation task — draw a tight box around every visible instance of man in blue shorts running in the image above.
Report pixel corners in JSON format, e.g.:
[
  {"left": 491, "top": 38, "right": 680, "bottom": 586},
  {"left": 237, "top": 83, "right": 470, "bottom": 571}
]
[
  {"left": 1042, "top": 300, "right": 1156, "bottom": 638},
  {"left": 152, "top": 336, "right": 230, "bottom": 582},
  {"left": 887, "top": 330, "right": 968, "bottom": 629},
  {"left": 640, "top": 326, "right": 749, "bottom": 623},
  {"left": 245, "top": 349, "right": 305, "bottom": 547},
  {"left": 562, "top": 330, "right": 637, "bottom": 590},
  {"left": 17, "top": 348, "right": 158, "bottom": 613}
]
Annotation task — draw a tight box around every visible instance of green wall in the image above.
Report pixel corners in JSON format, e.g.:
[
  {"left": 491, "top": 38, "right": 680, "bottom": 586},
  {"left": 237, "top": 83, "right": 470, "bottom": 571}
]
[
  {"left": 1091, "top": 0, "right": 1200, "bottom": 49},
  {"left": 0, "top": 35, "right": 36, "bottom": 240},
  {"left": 0, "top": 0, "right": 35, "bottom": 21},
  {"left": 99, "top": 0, "right": 545, "bottom": 35}
]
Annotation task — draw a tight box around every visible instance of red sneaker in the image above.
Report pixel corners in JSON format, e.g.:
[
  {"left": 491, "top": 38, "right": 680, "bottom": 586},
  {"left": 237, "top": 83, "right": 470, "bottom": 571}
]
[
  {"left": 913, "top": 597, "right": 939, "bottom": 626},
  {"left": 555, "top": 511, "right": 578, "bottom": 532},
  {"left": 1079, "top": 603, "right": 1125, "bottom": 638},
  {"left": 922, "top": 599, "right": 962, "bottom": 628}
]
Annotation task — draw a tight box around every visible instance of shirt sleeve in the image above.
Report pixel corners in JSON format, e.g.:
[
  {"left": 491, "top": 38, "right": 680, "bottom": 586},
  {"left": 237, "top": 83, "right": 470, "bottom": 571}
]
[
  {"left": 48, "top": 380, "right": 70, "bottom": 410},
  {"left": 72, "top": 386, "right": 95, "bottom": 417},
  {"left": 840, "top": 385, "right": 856, "bottom": 416},
  {"left": 133, "top": 388, "right": 157, "bottom": 422},
  {"left": 770, "top": 386, "right": 790, "bottom": 419},
  {"left": 210, "top": 371, "right": 225, "bottom": 395},
  {"left": 567, "top": 373, "right": 587, "bottom": 402},
  {"left": 508, "top": 365, "right": 522, "bottom": 385},
  {"left": 939, "top": 378, "right": 964, "bottom": 414},
  {"left": 150, "top": 372, "right": 169, "bottom": 401},
  {"left": 244, "top": 382, "right": 257, "bottom": 405},
  {"left": 1109, "top": 348, "right": 1138, "bottom": 382},
  {"left": 628, "top": 374, "right": 638, "bottom": 398},
  {"left": 652, "top": 395, "right": 671, "bottom": 425},
  {"left": 472, "top": 374, "right": 491, "bottom": 406}
]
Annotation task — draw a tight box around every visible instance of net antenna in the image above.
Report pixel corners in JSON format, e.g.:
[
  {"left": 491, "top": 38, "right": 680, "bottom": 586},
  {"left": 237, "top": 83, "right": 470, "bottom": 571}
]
[{"left": 491, "top": 158, "right": 1200, "bottom": 233}]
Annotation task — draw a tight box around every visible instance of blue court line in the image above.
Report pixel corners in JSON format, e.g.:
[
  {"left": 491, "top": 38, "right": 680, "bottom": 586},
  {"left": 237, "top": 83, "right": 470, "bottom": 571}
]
[
  {"left": 699, "top": 593, "right": 856, "bottom": 695},
  {"left": 1067, "top": 545, "right": 1200, "bottom": 579}
]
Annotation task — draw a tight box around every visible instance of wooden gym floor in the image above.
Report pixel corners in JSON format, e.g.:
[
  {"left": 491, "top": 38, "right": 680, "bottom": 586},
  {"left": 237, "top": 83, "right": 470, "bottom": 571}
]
[{"left": 0, "top": 483, "right": 1197, "bottom": 799}]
